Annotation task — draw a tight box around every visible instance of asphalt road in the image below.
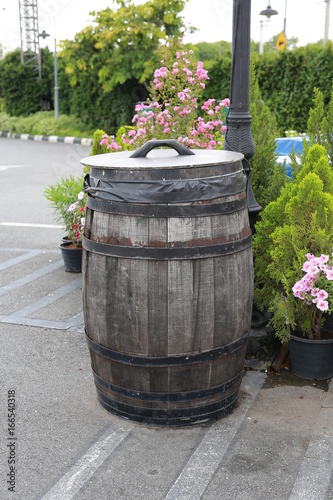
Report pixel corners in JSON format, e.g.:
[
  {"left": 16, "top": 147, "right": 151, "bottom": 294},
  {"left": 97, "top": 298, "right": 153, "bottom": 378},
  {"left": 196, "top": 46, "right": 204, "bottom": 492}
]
[
  {"left": 1, "top": 137, "right": 89, "bottom": 247},
  {"left": 0, "top": 137, "right": 332, "bottom": 500}
]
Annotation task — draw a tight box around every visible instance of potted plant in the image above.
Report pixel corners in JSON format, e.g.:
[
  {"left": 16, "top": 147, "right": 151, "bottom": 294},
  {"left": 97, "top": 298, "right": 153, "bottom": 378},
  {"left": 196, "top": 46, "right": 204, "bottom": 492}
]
[
  {"left": 98, "top": 40, "right": 229, "bottom": 151},
  {"left": 253, "top": 144, "right": 333, "bottom": 379},
  {"left": 44, "top": 175, "right": 86, "bottom": 272},
  {"left": 289, "top": 251, "right": 333, "bottom": 379}
]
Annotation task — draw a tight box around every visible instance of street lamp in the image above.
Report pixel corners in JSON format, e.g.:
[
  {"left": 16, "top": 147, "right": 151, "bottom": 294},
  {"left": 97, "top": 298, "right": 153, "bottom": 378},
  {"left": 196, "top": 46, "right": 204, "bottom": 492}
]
[
  {"left": 259, "top": 2, "right": 279, "bottom": 19},
  {"left": 39, "top": 29, "right": 59, "bottom": 119},
  {"left": 223, "top": 0, "right": 261, "bottom": 232}
]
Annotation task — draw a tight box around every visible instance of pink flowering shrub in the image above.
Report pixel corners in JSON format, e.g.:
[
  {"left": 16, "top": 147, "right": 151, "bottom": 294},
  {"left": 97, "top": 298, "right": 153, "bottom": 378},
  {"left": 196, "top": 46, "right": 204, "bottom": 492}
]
[
  {"left": 100, "top": 41, "right": 229, "bottom": 151},
  {"left": 100, "top": 133, "right": 122, "bottom": 152},
  {"left": 292, "top": 252, "right": 333, "bottom": 339}
]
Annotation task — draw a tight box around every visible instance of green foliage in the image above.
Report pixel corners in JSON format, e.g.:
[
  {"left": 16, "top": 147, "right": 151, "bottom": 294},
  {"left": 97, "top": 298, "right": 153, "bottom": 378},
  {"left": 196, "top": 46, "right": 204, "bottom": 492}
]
[
  {"left": 44, "top": 175, "right": 86, "bottom": 246},
  {"left": 115, "top": 125, "right": 136, "bottom": 150},
  {"left": 254, "top": 42, "right": 333, "bottom": 134},
  {"left": 306, "top": 84, "right": 333, "bottom": 168},
  {"left": 193, "top": 41, "right": 231, "bottom": 67},
  {"left": 249, "top": 60, "right": 288, "bottom": 209},
  {"left": 58, "top": 0, "right": 190, "bottom": 132},
  {"left": 0, "top": 111, "right": 95, "bottom": 137},
  {"left": 0, "top": 50, "right": 43, "bottom": 115},
  {"left": 322, "top": 87, "right": 333, "bottom": 166},
  {"left": 89, "top": 0, "right": 189, "bottom": 90},
  {"left": 307, "top": 87, "right": 325, "bottom": 144},
  {"left": 201, "top": 54, "right": 231, "bottom": 107},
  {"left": 0, "top": 48, "right": 72, "bottom": 118},
  {"left": 90, "top": 129, "right": 108, "bottom": 156},
  {"left": 101, "top": 41, "right": 228, "bottom": 151},
  {"left": 262, "top": 34, "right": 298, "bottom": 53},
  {"left": 253, "top": 145, "right": 333, "bottom": 342}
]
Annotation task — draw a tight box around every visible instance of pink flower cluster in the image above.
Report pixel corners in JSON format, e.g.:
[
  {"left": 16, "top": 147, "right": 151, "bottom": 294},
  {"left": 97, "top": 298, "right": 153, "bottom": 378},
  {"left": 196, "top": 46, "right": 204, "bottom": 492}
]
[
  {"left": 293, "top": 252, "right": 333, "bottom": 312},
  {"left": 100, "top": 133, "right": 122, "bottom": 151},
  {"left": 101, "top": 43, "right": 229, "bottom": 152}
]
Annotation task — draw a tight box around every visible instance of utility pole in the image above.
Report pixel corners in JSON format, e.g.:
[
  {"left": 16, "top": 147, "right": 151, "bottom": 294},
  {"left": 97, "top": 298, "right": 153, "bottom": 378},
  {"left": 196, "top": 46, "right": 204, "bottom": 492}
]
[{"left": 324, "top": 0, "right": 331, "bottom": 45}]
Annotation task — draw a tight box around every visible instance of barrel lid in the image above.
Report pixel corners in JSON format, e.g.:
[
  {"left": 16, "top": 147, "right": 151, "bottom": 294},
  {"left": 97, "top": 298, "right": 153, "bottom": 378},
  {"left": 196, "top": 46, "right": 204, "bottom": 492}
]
[{"left": 81, "top": 140, "right": 244, "bottom": 171}]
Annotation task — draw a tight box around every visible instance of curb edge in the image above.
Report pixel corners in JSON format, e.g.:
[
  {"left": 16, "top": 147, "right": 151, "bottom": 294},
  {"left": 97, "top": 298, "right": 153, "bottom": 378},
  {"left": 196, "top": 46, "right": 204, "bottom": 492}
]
[{"left": 0, "top": 130, "right": 93, "bottom": 146}]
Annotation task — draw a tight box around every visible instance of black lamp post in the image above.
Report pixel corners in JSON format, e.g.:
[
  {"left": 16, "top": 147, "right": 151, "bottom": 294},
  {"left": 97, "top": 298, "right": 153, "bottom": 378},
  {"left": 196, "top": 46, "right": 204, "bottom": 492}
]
[{"left": 223, "top": 0, "right": 261, "bottom": 234}]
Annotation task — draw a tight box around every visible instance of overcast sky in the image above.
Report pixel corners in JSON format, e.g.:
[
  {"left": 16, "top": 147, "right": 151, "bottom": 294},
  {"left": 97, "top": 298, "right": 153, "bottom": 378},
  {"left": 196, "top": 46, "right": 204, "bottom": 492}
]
[{"left": 0, "top": 0, "right": 331, "bottom": 54}]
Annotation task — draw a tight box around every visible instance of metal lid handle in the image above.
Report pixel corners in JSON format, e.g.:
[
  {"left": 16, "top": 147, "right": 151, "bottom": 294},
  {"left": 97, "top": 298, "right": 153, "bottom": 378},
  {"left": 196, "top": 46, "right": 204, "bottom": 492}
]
[{"left": 129, "top": 139, "right": 195, "bottom": 158}]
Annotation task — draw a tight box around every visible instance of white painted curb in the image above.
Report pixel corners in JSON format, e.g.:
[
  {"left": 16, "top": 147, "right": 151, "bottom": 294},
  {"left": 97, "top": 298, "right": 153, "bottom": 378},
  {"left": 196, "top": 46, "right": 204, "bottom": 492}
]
[{"left": 0, "top": 130, "right": 93, "bottom": 146}]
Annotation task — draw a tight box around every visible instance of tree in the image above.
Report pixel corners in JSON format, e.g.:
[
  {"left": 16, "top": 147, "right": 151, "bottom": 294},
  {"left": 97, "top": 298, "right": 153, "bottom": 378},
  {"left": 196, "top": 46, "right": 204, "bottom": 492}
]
[
  {"left": 306, "top": 84, "right": 333, "bottom": 168},
  {"left": 58, "top": 0, "right": 191, "bottom": 131},
  {"left": 193, "top": 41, "right": 231, "bottom": 67}
]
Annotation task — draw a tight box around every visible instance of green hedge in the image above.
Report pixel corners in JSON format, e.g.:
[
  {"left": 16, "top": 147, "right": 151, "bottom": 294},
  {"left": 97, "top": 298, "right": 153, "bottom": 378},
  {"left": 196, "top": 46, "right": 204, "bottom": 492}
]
[
  {"left": 1, "top": 42, "right": 333, "bottom": 136},
  {"left": 254, "top": 42, "right": 333, "bottom": 134},
  {"left": 0, "top": 48, "right": 71, "bottom": 117}
]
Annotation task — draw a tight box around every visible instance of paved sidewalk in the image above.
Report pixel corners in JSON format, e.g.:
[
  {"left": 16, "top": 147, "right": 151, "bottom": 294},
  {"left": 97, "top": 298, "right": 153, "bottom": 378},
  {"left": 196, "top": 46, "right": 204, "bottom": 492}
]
[{"left": 0, "top": 245, "right": 332, "bottom": 500}]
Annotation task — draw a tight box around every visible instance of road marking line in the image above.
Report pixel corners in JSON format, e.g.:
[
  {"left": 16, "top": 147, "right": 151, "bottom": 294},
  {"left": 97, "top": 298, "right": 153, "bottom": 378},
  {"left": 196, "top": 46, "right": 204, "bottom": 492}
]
[
  {"left": 164, "top": 371, "right": 266, "bottom": 500},
  {"left": 289, "top": 383, "right": 333, "bottom": 500},
  {"left": 1, "top": 277, "right": 81, "bottom": 321},
  {"left": 17, "top": 317, "right": 84, "bottom": 330},
  {"left": 0, "top": 250, "right": 43, "bottom": 271},
  {"left": 0, "top": 164, "right": 31, "bottom": 171},
  {"left": 0, "top": 260, "right": 63, "bottom": 297},
  {"left": 41, "top": 425, "right": 131, "bottom": 500},
  {"left": 0, "top": 222, "right": 62, "bottom": 228}
]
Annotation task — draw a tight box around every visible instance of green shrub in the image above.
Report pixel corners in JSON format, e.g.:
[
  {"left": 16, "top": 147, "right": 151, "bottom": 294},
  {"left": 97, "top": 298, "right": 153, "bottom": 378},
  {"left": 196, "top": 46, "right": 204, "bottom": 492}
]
[
  {"left": 253, "top": 145, "right": 333, "bottom": 342},
  {"left": 0, "top": 49, "right": 53, "bottom": 116},
  {"left": 44, "top": 175, "right": 85, "bottom": 220},
  {"left": 44, "top": 175, "right": 86, "bottom": 246},
  {"left": 307, "top": 84, "right": 333, "bottom": 168},
  {"left": 254, "top": 42, "right": 333, "bottom": 134},
  {"left": 90, "top": 129, "right": 108, "bottom": 156},
  {"left": 0, "top": 111, "right": 95, "bottom": 137}
]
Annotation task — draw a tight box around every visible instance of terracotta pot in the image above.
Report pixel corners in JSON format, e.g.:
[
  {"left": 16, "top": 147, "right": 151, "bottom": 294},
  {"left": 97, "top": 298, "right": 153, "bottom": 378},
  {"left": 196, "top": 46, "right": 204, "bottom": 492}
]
[{"left": 59, "top": 243, "right": 82, "bottom": 273}]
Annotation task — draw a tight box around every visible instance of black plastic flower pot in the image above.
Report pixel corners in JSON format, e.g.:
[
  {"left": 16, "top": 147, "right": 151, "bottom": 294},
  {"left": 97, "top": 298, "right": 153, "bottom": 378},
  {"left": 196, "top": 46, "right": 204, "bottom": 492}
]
[
  {"left": 59, "top": 243, "right": 82, "bottom": 273},
  {"left": 289, "top": 334, "right": 333, "bottom": 380}
]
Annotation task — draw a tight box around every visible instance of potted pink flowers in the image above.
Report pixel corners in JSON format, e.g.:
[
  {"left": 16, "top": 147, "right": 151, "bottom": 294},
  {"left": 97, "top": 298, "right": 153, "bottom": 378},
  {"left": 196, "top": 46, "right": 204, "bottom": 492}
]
[
  {"left": 292, "top": 252, "right": 333, "bottom": 340},
  {"left": 44, "top": 176, "right": 86, "bottom": 272},
  {"left": 289, "top": 251, "right": 333, "bottom": 379}
]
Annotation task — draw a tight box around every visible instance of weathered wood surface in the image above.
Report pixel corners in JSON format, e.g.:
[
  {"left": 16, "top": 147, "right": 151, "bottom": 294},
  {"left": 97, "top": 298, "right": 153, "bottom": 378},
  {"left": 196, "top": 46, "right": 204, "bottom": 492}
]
[{"left": 82, "top": 158, "right": 253, "bottom": 423}]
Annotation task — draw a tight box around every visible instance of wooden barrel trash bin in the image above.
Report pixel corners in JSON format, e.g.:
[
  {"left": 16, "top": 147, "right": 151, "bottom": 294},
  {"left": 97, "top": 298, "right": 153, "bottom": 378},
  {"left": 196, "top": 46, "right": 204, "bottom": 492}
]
[{"left": 81, "top": 139, "right": 253, "bottom": 426}]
